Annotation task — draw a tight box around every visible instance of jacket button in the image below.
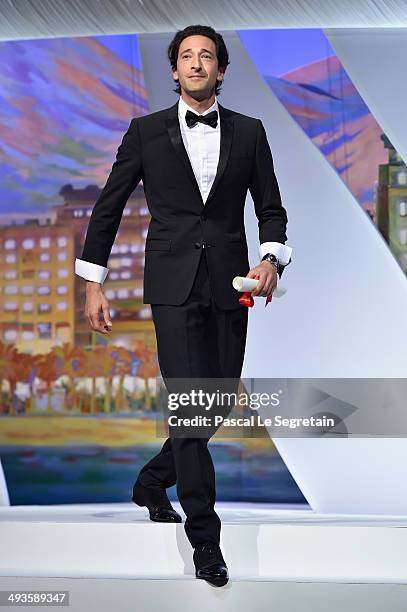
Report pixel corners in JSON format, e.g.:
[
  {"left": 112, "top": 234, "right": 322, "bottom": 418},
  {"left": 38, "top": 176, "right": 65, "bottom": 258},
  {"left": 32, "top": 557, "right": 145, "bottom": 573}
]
[{"left": 195, "top": 242, "right": 201, "bottom": 249}]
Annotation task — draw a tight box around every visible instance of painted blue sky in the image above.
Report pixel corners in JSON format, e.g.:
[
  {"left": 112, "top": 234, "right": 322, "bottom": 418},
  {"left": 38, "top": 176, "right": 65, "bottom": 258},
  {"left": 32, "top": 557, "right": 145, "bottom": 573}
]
[{"left": 237, "top": 28, "right": 336, "bottom": 76}]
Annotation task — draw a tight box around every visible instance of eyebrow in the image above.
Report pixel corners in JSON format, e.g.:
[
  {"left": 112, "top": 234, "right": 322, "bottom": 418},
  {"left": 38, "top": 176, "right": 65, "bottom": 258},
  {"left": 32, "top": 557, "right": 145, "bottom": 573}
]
[{"left": 180, "top": 48, "right": 214, "bottom": 55}]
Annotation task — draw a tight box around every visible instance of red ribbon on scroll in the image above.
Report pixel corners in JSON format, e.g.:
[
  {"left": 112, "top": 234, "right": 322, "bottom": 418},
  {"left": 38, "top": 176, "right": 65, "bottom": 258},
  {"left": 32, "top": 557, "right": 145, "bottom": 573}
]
[{"left": 238, "top": 274, "right": 273, "bottom": 308}]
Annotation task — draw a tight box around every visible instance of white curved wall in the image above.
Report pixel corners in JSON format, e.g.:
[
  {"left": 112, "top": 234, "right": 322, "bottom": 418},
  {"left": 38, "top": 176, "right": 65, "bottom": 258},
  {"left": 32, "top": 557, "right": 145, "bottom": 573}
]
[
  {"left": 139, "top": 31, "right": 407, "bottom": 378},
  {"left": 326, "top": 28, "right": 407, "bottom": 166}
]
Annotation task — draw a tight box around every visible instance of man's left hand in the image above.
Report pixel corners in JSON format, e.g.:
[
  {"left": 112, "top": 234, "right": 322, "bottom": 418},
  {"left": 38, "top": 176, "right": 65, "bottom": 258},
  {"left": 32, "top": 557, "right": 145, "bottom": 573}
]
[{"left": 246, "top": 261, "right": 278, "bottom": 297}]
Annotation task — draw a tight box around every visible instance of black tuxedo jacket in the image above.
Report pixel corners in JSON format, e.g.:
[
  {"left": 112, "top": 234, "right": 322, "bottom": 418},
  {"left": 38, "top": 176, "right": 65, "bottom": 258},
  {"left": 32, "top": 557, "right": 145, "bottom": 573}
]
[{"left": 80, "top": 100, "right": 289, "bottom": 310}]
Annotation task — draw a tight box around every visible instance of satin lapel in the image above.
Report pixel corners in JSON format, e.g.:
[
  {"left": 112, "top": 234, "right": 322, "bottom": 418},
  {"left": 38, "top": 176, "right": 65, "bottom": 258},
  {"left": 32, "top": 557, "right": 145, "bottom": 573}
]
[
  {"left": 166, "top": 101, "right": 202, "bottom": 201},
  {"left": 165, "top": 101, "right": 234, "bottom": 210}
]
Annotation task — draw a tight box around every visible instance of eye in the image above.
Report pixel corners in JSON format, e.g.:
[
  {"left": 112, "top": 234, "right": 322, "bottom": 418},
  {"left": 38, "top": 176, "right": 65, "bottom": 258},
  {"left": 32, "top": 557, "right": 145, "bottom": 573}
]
[{"left": 181, "top": 53, "right": 212, "bottom": 59}]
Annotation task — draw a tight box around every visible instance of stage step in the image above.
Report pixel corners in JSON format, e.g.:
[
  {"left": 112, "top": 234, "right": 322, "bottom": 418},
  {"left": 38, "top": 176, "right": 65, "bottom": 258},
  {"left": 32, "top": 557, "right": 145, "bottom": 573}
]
[
  {"left": 0, "top": 576, "right": 406, "bottom": 612},
  {"left": 1, "top": 502, "right": 407, "bottom": 611}
]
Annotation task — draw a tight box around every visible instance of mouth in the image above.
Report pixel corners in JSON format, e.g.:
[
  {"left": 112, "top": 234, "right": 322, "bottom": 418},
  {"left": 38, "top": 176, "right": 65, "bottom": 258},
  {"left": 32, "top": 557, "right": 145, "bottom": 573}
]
[{"left": 189, "top": 76, "right": 205, "bottom": 80}]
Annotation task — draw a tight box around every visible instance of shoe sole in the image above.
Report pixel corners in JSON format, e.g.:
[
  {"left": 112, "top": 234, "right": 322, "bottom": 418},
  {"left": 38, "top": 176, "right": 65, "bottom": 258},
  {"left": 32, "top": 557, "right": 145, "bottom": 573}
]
[
  {"left": 149, "top": 514, "right": 182, "bottom": 523},
  {"left": 195, "top": 574, "right": 229, "bottom": 587}
]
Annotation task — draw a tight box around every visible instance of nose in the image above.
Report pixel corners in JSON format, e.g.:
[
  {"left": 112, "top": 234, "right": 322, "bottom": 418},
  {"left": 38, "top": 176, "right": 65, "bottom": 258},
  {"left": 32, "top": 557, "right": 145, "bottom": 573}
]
[{"left": 191, "top": 57, "right": 203, "bottom": 71}]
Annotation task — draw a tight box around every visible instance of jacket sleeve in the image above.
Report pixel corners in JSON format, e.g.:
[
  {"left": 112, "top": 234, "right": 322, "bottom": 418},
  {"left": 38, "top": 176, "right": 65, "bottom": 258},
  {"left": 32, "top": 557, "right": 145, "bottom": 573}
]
[
  {"left": 249, "top": 119, "right": 292, "bottom": 278},
  {"left": 76, "top": 117, "right": 143, "bottom": 280}
]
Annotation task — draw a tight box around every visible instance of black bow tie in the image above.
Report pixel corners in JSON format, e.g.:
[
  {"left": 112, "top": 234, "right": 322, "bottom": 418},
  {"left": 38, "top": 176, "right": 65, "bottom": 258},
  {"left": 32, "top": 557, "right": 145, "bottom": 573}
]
[{"left": 185, "top": 109, "right": 218, "bottom": 129}]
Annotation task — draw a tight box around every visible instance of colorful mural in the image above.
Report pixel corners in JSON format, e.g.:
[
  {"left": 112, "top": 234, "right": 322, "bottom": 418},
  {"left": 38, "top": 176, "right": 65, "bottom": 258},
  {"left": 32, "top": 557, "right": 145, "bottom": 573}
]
[
  {"left": 0, "top": 33, "right": 307, "bottom": 505},
  {"left": 0, "top": 35, "right": 148, "bottom": 221},
  {"left": 238, "top": 28, "right": 389, "bottom": 219},
  {"left": 239, "top": 28, "right": 407, "bottom": 273},
  {"left": 4, "top": 28, "right": 402, "bottom": 505}
]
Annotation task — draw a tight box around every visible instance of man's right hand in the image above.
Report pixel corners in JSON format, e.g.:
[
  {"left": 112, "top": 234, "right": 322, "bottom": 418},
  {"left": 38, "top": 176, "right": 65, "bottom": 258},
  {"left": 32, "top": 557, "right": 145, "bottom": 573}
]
[{"left": 85, "top": 281, "right": 112, "bottom": 336}]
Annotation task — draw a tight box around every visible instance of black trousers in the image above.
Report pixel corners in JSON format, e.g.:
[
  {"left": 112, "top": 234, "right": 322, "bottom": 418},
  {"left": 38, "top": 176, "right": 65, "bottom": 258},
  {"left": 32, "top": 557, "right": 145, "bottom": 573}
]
[{"left": 137, "top": 247, "right": 248, "bottom": 548}]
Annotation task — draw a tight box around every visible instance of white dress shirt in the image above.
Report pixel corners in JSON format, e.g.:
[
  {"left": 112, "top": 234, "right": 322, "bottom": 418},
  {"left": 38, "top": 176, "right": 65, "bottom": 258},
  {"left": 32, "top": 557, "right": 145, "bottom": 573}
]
[
  {"left": 75, "top": 96, "right": 292, "bottom": 283},
  {"left": 178, "top": 95, "right": 221, "bottom": 205}
]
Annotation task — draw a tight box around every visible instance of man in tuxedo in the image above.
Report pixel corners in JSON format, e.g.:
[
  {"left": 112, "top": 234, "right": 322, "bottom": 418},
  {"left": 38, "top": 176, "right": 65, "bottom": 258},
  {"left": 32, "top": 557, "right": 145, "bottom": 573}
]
[{"left": 75, "top": 24, "right": 292, "bottom": 587}]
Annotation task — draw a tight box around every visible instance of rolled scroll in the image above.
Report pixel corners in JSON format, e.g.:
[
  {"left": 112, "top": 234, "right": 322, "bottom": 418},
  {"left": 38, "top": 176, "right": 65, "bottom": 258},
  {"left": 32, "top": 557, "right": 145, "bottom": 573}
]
[{"left": 232, "top": 276, "right": 287, "bottom": 298}]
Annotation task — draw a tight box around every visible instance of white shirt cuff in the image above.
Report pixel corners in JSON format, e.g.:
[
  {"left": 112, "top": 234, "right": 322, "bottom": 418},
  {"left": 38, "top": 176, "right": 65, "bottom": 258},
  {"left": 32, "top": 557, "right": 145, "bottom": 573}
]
[
  {"left": 259, "top": 242, "right": 293, "bottom": 266},
  {"left": 75, "top": 258, "right": 109, "bottom": 284}
]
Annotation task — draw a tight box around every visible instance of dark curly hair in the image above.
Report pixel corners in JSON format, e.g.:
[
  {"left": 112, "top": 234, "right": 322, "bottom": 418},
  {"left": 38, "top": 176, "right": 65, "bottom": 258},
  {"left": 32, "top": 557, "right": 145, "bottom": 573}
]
[{"left": 167, "top": 25, "right": 230, "bottom": 96}]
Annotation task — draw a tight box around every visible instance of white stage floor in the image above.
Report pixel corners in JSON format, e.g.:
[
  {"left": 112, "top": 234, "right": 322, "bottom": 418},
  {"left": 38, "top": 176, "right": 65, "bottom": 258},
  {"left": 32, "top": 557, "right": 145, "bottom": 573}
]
[{"left": 1, "top": 501, "right": 407, "bottom": 611}]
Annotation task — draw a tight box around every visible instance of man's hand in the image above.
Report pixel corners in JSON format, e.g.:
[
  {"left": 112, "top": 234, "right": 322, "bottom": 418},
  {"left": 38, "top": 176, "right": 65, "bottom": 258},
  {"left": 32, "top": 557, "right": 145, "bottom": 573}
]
[
  {"left": 246, "top": 261, "right": 278, "bottom": 297},
  {"left": 85, "top": 281, "right": 112, "bottom": 335}
]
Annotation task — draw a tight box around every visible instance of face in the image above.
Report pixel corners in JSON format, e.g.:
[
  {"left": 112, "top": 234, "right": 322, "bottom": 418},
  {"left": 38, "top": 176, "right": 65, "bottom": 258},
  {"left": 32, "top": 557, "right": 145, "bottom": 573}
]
[{"left": 172, "top": 34, "right": 225, "bottom": 100}]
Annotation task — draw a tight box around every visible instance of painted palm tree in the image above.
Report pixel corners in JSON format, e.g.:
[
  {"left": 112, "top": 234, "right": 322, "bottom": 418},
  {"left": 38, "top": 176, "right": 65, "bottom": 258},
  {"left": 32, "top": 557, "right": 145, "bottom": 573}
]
[
  {"left": 111, "top": 346, "right": 134, "bottom": 413},
  {"left": 11, "top": 353, "right": 37, "bottom": 414},
  {"left": 82, "top": 347, "right": 105, "bottom": 414},
  {"left": 4, "top": 349, "right": 30, "bottom": 415},
  {"left": 0, "top": 342, "right": 20, "bottom": 414},
  {"left": 36, "top": 350, "right": 61, "bottom": 413},
  {"left": 53, "top": 343, "right": 82, "bottom": 413},
  {"left": 98, "top": 345, "right": 116, "bottom": 414},
  {"left": 25, "top": 353, "right": 42, "bottom": 414},
  {"left": 69, "top": 346, "right": 89, "bottom": 413},
  {"left": 135, "top": 344, "right": 160, "bottom": 412}
]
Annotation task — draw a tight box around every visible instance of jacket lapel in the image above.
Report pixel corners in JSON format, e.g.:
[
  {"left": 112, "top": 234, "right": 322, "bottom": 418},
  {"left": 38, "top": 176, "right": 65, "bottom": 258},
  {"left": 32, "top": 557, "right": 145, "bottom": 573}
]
[{"left": 165, "top": 100, "right": 234, "bottom": 210}]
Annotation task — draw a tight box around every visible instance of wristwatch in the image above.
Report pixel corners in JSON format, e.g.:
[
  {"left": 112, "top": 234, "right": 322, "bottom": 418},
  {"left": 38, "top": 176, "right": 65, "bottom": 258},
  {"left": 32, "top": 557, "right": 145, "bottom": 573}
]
[{"left": 261, "top": 253, "right": 279, "bottom": 270}]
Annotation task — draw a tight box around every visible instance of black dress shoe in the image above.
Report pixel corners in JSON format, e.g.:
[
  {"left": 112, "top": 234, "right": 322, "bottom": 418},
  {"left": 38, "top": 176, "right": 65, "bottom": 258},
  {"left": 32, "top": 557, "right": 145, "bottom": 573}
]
[
  {"left": 132, "top": 479, "right": 182, "bottom": 523},
  {"left": 193, "top": 542, "right": 229, "bottom": 587}
]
